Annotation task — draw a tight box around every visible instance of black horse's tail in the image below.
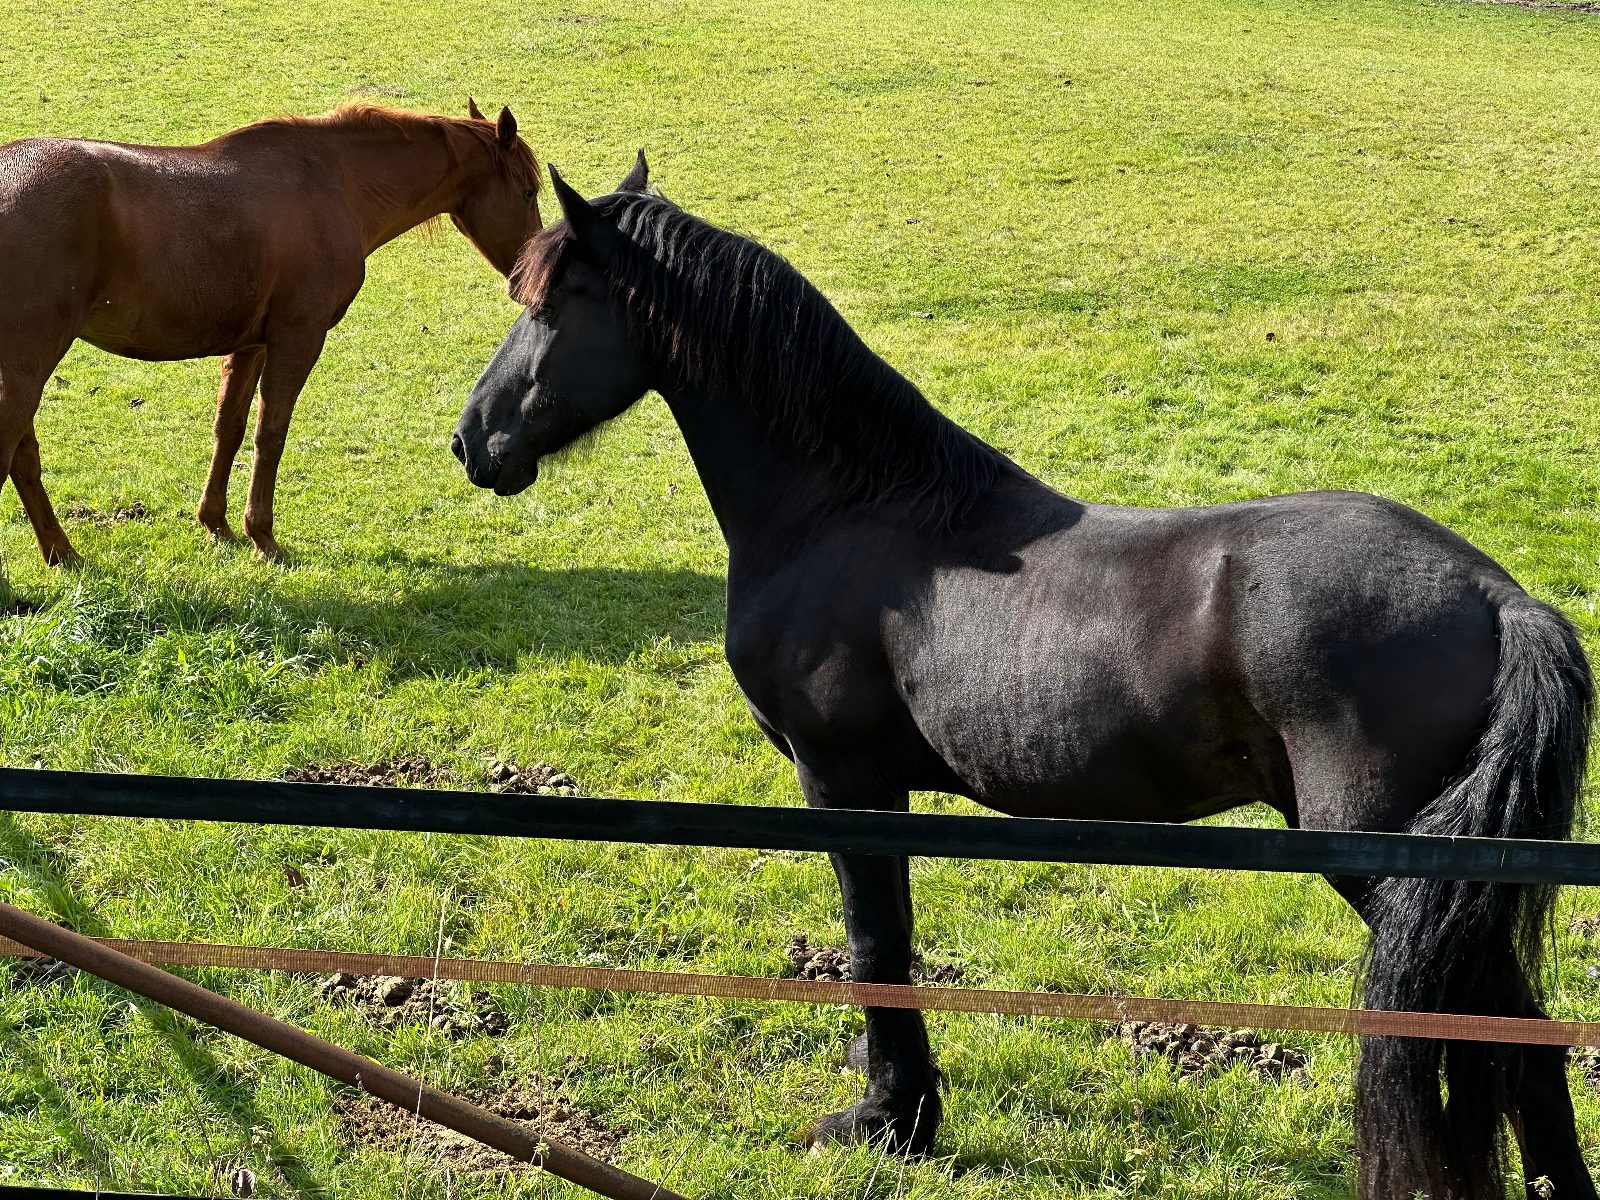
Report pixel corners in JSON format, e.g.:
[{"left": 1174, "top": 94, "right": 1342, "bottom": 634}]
[{"left": 1357, "top": 598, "right": 1592, "bottom": 1199}]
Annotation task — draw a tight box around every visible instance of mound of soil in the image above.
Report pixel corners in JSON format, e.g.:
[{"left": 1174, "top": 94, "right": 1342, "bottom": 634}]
[
  {"left": 784, "top": 935, "right": 966, "bottom": 986},
  {"left": 283, "top": 757, "right": 462, "bottom": 788},
  {"left": 486, "top": 760, "right": 579, "bottom": 795},
  {"left": 1117, "top": 1021, "right": 1311, "bottom": 1084},
  {"left": 281, "top": 757, "right": 578, "bottom": 795},
  {"left": 60, "top": 500, "right": 149, "bottom": 525},
  {"left": 317, "top": 972, "right": 508, "bottom": 1038},
  {"left": 336, "top": 1078, "right": 624, "bottom": 1170}
]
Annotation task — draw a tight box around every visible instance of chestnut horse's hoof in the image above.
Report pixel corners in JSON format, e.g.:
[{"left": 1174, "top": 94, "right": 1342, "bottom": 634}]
[
  {"left": 250, "top": 538, "right": 289, "bottom": 564},
  {"left": 44, "top": 544, "right": 82, "bottom": 568},
  {"left": 201, "top": 520, "right": 241, "bottom": 544},
  {"left": 804, "top": 1093, "right": 939, "bottom": 1156}
]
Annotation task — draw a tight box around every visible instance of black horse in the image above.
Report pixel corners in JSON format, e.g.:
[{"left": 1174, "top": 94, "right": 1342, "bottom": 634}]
[{"left": 453, "top": 155, "right": 1595, "bottom": 1200}]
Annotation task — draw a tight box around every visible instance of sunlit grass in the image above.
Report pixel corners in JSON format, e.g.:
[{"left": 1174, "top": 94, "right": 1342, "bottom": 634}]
[{"left": 2, "top": 0, "right": 1600, "bottom": 1195}]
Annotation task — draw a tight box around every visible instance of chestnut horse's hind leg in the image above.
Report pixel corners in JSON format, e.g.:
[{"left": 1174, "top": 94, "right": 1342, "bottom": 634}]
[
  {"left": 243, "top": 331, "right": 326, "bottom": 563},
  {"left": 794, "top": 751, "right": 941, "bottom": 1155},
  {"left": 197, "top": 347, "right": 267, "bottom": 542}
]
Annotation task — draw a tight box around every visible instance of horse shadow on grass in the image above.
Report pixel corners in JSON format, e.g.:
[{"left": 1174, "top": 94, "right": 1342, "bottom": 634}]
[
  {"left": 0, "top": 814, "right": 329, "bottom": 1197},
  {"left": 131, "top": 558, "right": 730, "bottom": 681}
]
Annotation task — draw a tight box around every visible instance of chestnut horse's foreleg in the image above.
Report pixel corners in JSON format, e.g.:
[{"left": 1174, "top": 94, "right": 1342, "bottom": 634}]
[
  {"left": 9, "top": 428, "right": 78, "bottom": 566},
  {"left": 197, "top": 347, "right": 266, "bottom": 542},
  {"left": 794, "top": 752, "right": 941, "bottom": 1155},
  {"left": 0, "top": 364, "right": 76, "bottom": 567},
  {"left": 244, "top": 331, "right": 326, "bottom": 563}
]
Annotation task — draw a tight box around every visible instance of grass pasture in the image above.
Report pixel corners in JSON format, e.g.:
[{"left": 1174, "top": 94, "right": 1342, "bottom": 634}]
[{"left": 2, "top": 0, "right": 1600, "bottom": 1196}]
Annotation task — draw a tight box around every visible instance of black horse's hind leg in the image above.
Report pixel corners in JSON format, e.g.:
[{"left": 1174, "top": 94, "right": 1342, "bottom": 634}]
[
  {"left": 794, "top": 753, "right": 941, "bottom": 1154},
  {"left": 1511, "top": 990, "right": 1597, "bottom": 1200},
  {"left": 1307, "top": 806, "right": 1595, "bottom": 1197}
]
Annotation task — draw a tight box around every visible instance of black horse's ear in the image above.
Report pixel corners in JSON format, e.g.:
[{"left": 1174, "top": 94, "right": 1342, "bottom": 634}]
[
  {"left": 549, "top": 165, "right": 623, "bottom": 260},
  {"left": 496, "top": 106, "right": 518, "bottom": 149},
  {"left": 618, "top": 148, "right": 649, "bottom": 194},
  {"left": 467, "top": 97, "right": 486, "bottom": 121}
]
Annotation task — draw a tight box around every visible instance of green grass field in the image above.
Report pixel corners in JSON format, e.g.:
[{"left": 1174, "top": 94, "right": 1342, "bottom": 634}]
[{"left": 2, "top": 0, "right": 1600, "bottom": 1195}]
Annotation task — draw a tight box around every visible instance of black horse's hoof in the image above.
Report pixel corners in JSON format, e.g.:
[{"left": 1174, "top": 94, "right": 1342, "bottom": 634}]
[{"left": 803, "top": 1093, "right": 940, "bottom": 1156}]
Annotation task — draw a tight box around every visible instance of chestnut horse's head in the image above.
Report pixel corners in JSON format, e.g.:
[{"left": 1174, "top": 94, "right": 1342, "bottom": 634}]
[{"left": 449, "top": 99, "right": 544, "bottom": 276}]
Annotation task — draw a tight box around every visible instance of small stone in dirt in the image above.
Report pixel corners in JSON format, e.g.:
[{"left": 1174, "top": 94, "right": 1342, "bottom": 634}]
[{"left": 1118, "top": 1021, "right": 1311, "bottom": 1084}]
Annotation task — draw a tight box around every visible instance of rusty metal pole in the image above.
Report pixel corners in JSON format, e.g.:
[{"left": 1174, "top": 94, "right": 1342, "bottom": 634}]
[{"left": 0, "top": 900, "right": 689, "bottom": 1200}]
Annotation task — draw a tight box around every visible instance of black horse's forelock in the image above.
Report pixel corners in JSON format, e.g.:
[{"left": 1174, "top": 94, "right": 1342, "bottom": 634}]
[{"left": 514, "top": 192, "right": 1005, "bottom": 529}]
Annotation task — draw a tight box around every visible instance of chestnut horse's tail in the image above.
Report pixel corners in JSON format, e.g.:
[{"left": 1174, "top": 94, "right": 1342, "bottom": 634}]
[{"left": 1356, "top": 598, "right": 1592, "bottom": 1199}]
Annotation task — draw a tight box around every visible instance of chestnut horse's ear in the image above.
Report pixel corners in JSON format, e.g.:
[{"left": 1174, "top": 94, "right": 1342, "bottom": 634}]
[
  {"left": 549, "top": 164, "right": 623, "bottom": 261},
  {"left": 467, "top": 97, "right": 486, "bottom": 121},
  {"left": 496, "top": 106, "right": 519, "bottom": 149},
  {"left": 618, "top": 148, "right": 649, "bottom": 194}
]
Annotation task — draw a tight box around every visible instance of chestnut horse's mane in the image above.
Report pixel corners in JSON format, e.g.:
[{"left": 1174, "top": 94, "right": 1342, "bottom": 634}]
[{"left": 247, "top": 104, "right": 542, "bottom": 195}]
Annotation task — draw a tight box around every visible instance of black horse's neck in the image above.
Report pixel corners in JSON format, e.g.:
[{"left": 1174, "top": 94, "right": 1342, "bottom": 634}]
[
  {"left": 657, "top": 362, "right": 1004, "bottom": 552},
  {"left": 618, "top": 208, "right": 1007, "bottom": 545}
]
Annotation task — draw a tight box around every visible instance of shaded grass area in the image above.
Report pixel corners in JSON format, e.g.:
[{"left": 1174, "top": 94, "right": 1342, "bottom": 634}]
[{"left": 2, "top": 0, "right": 1600, "bottom": 1195}]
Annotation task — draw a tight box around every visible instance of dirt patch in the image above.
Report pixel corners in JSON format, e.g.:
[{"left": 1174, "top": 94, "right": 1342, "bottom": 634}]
[
  {"left": 336, "top": 1078, "right": 624, "bottom": 1169},
  {"left": 485, "top": 760, "right": 579, "bottom": 795},
  {"left": 317, "top": 973, "right": 508, "bottom": 1038},
  {"left": 282, "top": 757, "right": 461, "bottom": 788},
  {"left": 1476, "top": 0, "right": 1600, "bottom": 12},
  {"left": 0, "top": 595, "right": 45, "bottom": 616},
  {"left": 281, "top": 757, "right": 578, "bottom": 795},
  {"left": 784, "top": 934, "right": 967, "bottom": 986},
  {"left": 60, "top": 500, "right": 150, "bottom": 525},
  {"left": 1118, "top": 1021, "right": 1311, "bottom": 1084}
]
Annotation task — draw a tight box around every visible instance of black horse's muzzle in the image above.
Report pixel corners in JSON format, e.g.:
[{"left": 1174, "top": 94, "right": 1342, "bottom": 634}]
[{"left": 451, "top": 427, "right": 539, "bottom": 495}]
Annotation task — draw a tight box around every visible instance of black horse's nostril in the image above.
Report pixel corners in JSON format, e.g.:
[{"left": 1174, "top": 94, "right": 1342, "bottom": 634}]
[{"left": 450, "top": 431, "right": 466, "bottom": 463}]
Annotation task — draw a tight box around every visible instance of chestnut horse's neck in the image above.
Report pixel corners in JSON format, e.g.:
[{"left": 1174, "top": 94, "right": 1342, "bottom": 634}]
[{"left": 231, "top": 111, "right": 491, "bottom": 256}]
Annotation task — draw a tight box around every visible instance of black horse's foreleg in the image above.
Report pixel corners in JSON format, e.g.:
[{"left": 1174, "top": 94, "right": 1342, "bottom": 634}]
[{"left": 795, "top": 757, "right": 941, "bottom": 1154}]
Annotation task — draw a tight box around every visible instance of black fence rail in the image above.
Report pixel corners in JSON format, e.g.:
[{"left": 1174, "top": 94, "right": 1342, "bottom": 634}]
[{"left": 3, "top": 766, "right": 1599, "bottom": 885}]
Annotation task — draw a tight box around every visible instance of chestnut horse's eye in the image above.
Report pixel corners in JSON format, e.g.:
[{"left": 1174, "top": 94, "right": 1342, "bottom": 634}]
[{"left": 523, "top": 188, "right": 537, "bottom": 202}]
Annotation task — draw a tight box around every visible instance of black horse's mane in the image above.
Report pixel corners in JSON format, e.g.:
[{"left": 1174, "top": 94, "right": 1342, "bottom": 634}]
[{"left": 514, "top": 192, "right": 1006, "bottom": 529}]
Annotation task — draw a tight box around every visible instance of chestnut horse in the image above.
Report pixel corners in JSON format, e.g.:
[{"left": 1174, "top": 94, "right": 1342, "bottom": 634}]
[{"left": 0, "top": 101, "right": 542, "bottom": 564}]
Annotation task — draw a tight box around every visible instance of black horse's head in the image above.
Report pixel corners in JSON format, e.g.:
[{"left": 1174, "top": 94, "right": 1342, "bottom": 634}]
[{"left": 452, "top": 152, "right": 653, "bottom": 495}]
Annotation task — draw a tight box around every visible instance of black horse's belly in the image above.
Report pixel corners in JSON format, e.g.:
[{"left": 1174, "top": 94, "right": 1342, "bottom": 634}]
[{"left": 888, "top": 569, "right": 1276, "bottom": 822}]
